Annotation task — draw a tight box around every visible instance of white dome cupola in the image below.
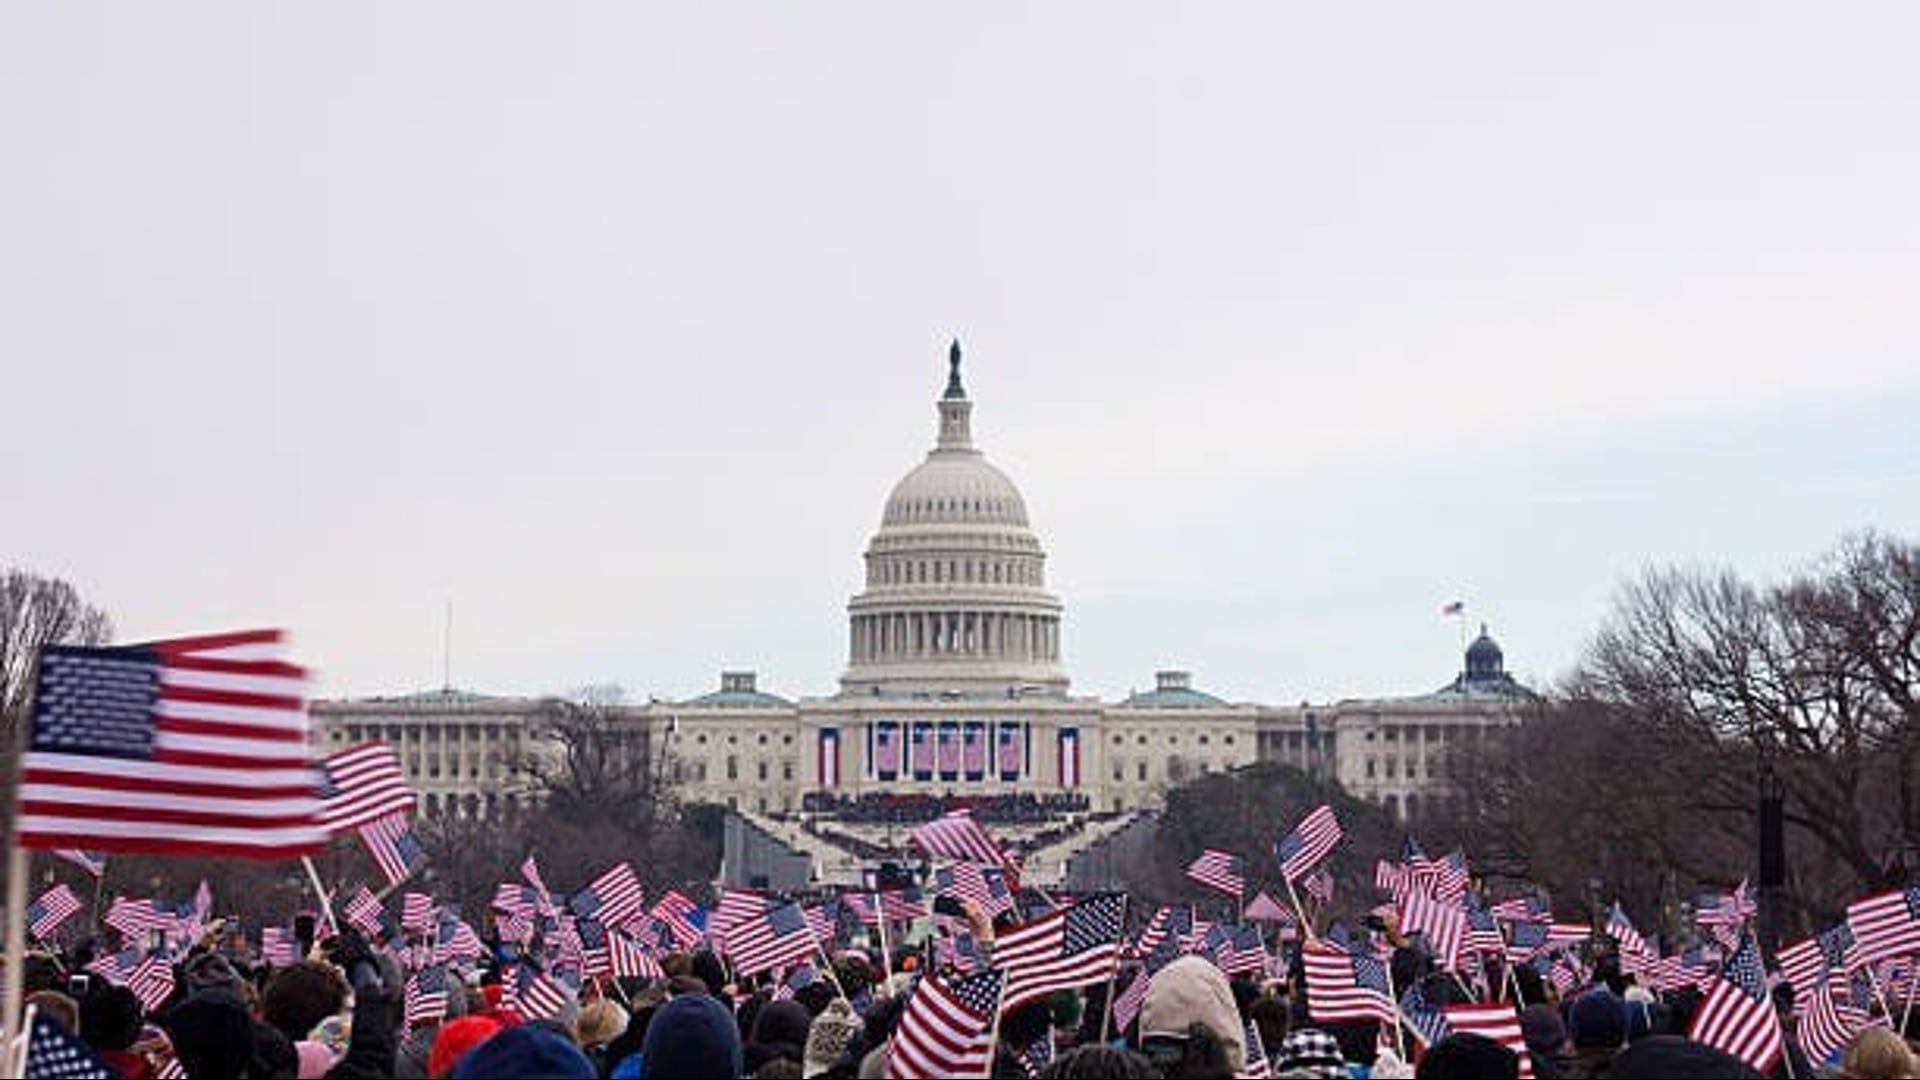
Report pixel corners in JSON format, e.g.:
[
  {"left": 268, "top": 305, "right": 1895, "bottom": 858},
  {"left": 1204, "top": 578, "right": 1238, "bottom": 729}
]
[{"left": 840, "top": 340, "right": 1068, "bottom": 698}]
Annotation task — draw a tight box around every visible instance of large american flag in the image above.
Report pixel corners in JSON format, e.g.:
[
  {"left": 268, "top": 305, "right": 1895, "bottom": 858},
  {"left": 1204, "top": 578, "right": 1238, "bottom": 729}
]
[
  {"left": 1303, "top": 937, "right": 1395, "bottom": 1025},
  {"left": 1185, "top": 848, "right": 1246, "bottom": 899},
  {"left": 911, "top": 809, "right": 1013, "bottom": 871},
  {"left": 1275, "top": 805, "right": 1341, "bottom": 882},
  {"left": 1846, "top": 888, "right": 1920, "bottom": 967},
  {"left": 319, "top": 742, "right": 415, "bottom": 834},
  {"left": 996, "top": 893, "right": 1126, "bottom": 1009},
  {"left": 886, "top": 968, "right": 1005, "bottom": 1080},
  {"left": 1687, "top": 935, "right": 1784, "bottom": 1073},
  {"left": 17, "top": 631, "right": 326, "bottom": 858}
]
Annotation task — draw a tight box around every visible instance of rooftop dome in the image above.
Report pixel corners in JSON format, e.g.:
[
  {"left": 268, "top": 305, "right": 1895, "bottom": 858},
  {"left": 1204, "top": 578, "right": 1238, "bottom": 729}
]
[
  {"left": 882, "top": 455, "right": 1030, "bottom": 528},
  {"left": 841, "top": 340, "right": 1067, "bottom": 699},
  {"left": 1464, "top": 624, "right": 1504, "bottom": 678},
  {"left": 1439, "top": 623, "right": 1531, "bottom": 698}
]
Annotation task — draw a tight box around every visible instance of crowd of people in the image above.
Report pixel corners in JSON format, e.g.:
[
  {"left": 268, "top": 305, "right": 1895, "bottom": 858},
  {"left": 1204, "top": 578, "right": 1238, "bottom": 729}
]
[
  {"left": 11, "top": 899, "right": 1920, "bottom": 1079},
  {"left": 799, "top": 793, "right": 1091, "bottom": 825}
]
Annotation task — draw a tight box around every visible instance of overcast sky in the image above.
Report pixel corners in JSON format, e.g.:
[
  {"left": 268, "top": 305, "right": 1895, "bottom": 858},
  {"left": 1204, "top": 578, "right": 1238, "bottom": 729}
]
[{"left": 4, "top": 4, "right": 1917, "bottom": 706}]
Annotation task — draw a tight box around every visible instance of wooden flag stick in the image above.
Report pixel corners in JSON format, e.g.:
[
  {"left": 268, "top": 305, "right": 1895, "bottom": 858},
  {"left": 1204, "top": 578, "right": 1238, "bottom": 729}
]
[
  {"left": 873, "top": 894, "right": 893, "bottom": 994},
  {"left": 1282, "top": 875, "right": 1317, "bottom": 943},
  {"left": 1, "top": 845, "right": 28, "bottom": 1056},
  {"left": 301, "top": 855, "right": 341, "bottom": 936},
  {"left": 373, "top": 864, "right": 423, "bottom": 905}
]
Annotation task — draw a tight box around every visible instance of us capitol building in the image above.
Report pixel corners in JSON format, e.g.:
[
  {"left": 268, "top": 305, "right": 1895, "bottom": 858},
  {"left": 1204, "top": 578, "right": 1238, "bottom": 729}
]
[{"left": 313, "top": 344, "right": 1530, "bottom": 873}]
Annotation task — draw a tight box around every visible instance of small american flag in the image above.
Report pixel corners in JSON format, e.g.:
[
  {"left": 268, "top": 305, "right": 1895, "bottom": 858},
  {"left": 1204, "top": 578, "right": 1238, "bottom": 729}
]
[
  {"left": 1687, "top": 935, "right": 1784, "bottom": 1073},
  {"left": 726, "top": 901, "right": 818, "bottom": 979},
  {"left": 127, "top": 954, "right": 176, "bottom": 1012},
  {"left": 104, "top": 898, "right": 177, "bottom": 943},
  {"left": 573, "top": 861, "right": 646, "bottom": 930},
  {"left": 1397, "top": 888, "right": 1466, "bottom": 971},
  {"left": 935, "top": 862, "right": 1010, "bottom": 916},
  {"left": 401, "top": 892, "right": 436, "bottom": 934},
  {"left": 505, "top": 965, "right": 574, "bottom": 1022},
  {"left": 18, "top": 631, "right": 325, "bottom": 858},
  {"left": 996, "top": 893, "right": 1125, "bottom": 1009},
  {"left": 1445, "top": 1003, "right": 1534, "bottom": 1079},
  {"left": 404, "top": 965, "right": 450, "bottom": 1028},
  {"left": 1796, "top": 973, "right": 1868, "bottom": 1065},
  {"left": 260, "top": 926, "right": 297, "bottom": 966},
  {"left": 1111, "top": 935, "right": 1182, "bottom": 1033},
  {"left": 1185, "top": 848, "right": 1246, "bottom": 899},
  {"left": 1694, "top": 880, "right": 1756, "bottom": 949},
  {"left": 1846, "top": 888, "right": 1920, "bottom": 967},
  {"left": 1302, "top": 938, "right": 1395, "bottom": 1025},
  {"left": 435, "top": 917, "right": 485, "bottom": 966},
  {"left": 649, "top": 890, "right": 704, "bottom": 949},
  {"left": 881, "top": 886, "right": 928, "bottom": 922},
  {"left": 911, "top": 809, "right": 1013, "bottom": 871},
  {"left": 85, "top": 947, "right": 139, "bottom": 983},
  {"left": 520, "top": 855, "right": 554, "bottom": 909},
  {"left": 343, "top": 886, "right": 386, "bottom": 938},
  {"left": 319, "top": 742, "right": 416, "bottom": 834},
  {"left": 27, "top": 884, "right": 82, "bottom": 941},
  {"left": 358, "top": 812, "right": 428, "bottom": 887},
  {"left": 1275, "top": 805, "right": 1341, "bottom": 883},
  {"left": 1136, "top": 904, "right": 1193, "bottom": 955},
  {"left": 885, "top": 968, "right": 1004, "bottom": 1080},
  {"left": 1398, "top": 981, "right": 1450, "bottom": 1048}
]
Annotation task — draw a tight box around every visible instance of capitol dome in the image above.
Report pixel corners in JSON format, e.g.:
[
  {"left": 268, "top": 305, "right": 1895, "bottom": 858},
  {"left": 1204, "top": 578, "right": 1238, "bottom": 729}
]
[{"left": 840, "top": 341, "right": 1068, "bottom": 699}]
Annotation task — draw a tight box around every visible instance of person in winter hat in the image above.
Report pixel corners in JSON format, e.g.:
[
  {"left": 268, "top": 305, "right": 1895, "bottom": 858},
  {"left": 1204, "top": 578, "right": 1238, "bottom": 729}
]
[
  {"left": 1139, "top": 955, "right": 1246, "bottom": 1077},
  {"left": 1272, "top": 1028, "right": 1346, "bottom": 1080},
  {"left": 448, "top": 1024, "right": 595, "bottom": 1080},
  {"left": 803, "top": 998, "right": 864, "bottom": 1078},
  {"left": 640, "top": 991, "right": 744, "bottom": 1079}
]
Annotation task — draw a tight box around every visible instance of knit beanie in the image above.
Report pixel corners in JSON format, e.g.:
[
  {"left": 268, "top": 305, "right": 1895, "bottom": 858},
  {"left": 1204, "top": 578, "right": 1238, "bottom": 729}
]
[
  {"left": 430, "top": 1015, "right": 502, "bottom": 1078},
  {"left": 641, "top": 992, "right": 744, "bottom": 1079},
  {"left": 804, "top": 998, "right": 864, "bottom": 1077},
  {"left": 449, "top": 1024, "right": 595, "bottom": 1079}
]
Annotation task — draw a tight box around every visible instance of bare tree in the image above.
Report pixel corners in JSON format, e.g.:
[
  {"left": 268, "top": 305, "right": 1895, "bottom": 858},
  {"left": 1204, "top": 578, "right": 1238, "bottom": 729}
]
[
  {"left": 0, "top": 567, "right": 112, "bottom": 741},
  {"left": 508, "top": 687, "right": 718, "bottom": 890},
  {"left": 1437, "top": 533, "right": 1919, "bottom": 933}
]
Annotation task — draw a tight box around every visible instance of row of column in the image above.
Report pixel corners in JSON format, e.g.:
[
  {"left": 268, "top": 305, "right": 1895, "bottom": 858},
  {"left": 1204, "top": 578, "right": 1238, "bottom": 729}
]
[{"left": 849, "top": 611, "right": 1059, "bottom": 664}]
